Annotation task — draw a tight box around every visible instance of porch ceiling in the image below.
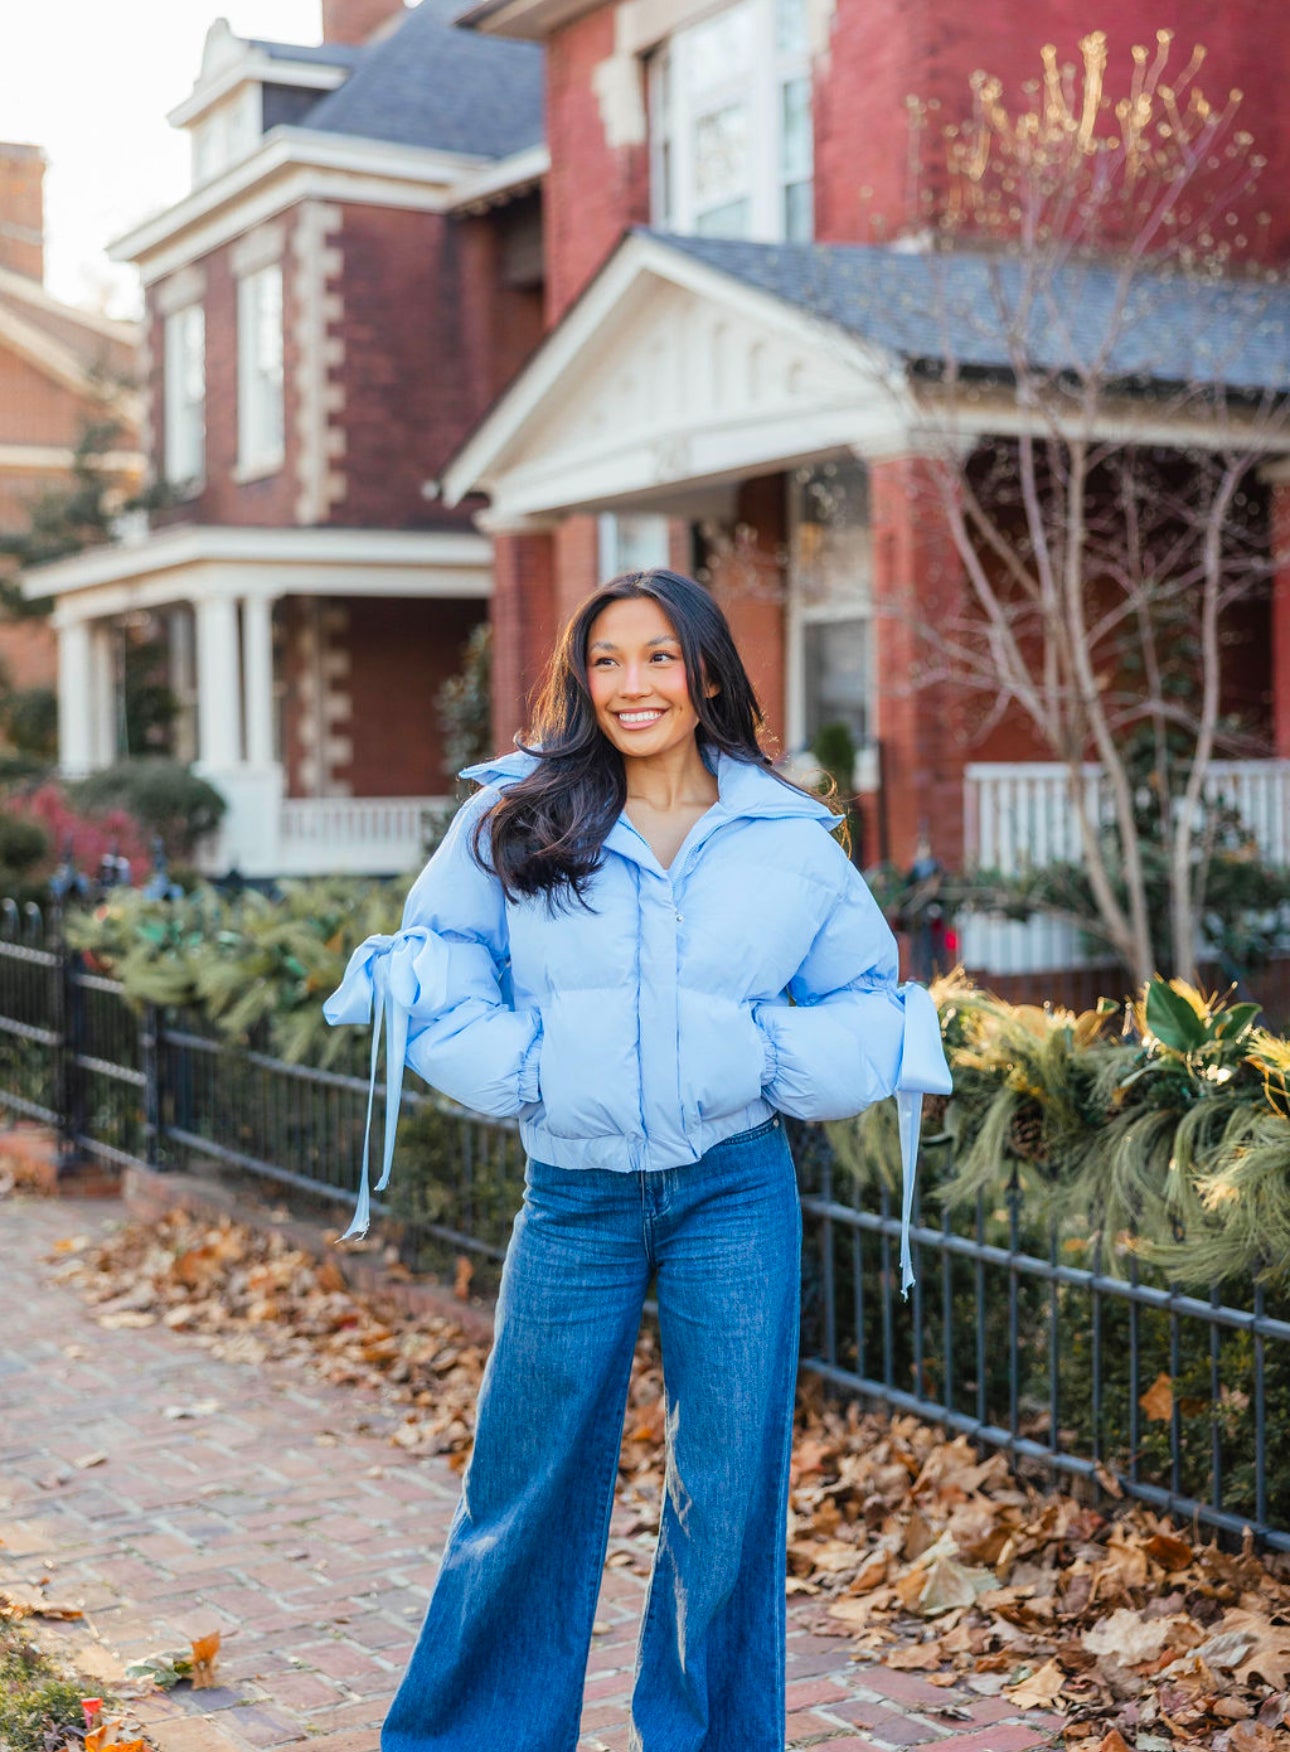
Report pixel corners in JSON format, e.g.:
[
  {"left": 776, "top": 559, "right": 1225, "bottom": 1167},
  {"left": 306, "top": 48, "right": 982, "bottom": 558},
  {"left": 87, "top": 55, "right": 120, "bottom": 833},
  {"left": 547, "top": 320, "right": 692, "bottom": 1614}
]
[{"left": 440, "top": 231, "right": 915, "bottom": 523}]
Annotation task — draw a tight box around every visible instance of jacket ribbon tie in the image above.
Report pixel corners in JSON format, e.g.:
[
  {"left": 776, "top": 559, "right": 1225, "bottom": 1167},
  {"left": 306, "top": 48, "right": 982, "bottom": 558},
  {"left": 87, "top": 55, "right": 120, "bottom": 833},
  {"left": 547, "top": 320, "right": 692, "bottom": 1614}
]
[
  {"left": 322, "top": 928, "right": 452, "bottom": 1240},
  {"left": 893, "top": 983, "right": 954, "bottom": 1300}
]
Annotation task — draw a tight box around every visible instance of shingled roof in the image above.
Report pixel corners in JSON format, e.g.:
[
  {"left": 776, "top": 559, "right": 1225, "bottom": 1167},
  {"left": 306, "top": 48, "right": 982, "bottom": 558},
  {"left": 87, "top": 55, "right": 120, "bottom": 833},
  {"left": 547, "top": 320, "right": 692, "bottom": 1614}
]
[
  {"left": 305, "top": 0, "right": 544, "bottom": 160},
  {"left": 646, "top": 231, "right": 1290, "bottom": 394}
]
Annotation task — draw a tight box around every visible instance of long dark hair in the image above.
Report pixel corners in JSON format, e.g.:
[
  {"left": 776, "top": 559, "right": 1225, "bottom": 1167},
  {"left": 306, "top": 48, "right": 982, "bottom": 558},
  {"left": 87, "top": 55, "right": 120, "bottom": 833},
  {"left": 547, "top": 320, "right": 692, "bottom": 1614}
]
[{"left": 470, "top": 568, "right": 840, "bottom": 907}]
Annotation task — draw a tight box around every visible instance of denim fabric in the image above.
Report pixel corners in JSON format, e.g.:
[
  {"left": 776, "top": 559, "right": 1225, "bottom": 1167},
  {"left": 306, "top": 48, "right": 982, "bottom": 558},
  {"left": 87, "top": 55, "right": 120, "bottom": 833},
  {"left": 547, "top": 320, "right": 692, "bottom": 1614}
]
[{"left": 381, "top": 1114, "right": 802, "bottom": 1752}]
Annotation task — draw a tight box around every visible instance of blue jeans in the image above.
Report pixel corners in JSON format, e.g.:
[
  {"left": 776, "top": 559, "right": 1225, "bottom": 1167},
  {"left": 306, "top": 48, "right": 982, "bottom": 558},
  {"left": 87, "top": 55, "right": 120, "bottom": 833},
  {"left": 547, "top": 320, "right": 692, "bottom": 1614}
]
[{"left": 381, "top": 1113, "right": 802, "bottom": 1752}]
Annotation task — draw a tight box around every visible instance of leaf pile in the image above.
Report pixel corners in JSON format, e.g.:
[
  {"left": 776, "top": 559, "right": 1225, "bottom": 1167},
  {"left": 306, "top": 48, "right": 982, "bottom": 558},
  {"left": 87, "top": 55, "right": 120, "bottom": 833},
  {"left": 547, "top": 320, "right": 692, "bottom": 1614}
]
[
  {"left": 46, "top": 1210, "right": 1290, "bottom": 1747},
  {"left": 786, "top": 1379, "right": 1290, "bottom": 1748}
]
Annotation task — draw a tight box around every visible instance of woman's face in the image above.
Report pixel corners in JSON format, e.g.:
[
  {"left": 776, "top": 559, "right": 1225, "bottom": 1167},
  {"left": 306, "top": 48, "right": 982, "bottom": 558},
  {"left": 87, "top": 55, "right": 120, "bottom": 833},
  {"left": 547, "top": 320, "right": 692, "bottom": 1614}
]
[{"left": 586, "top": 595, "right": 714, "bottom": 761}]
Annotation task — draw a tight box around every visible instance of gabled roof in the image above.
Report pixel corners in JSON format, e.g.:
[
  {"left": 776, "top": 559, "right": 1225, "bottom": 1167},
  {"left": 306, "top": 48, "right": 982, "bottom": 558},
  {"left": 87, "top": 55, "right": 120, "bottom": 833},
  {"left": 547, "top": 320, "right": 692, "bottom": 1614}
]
[
  {"left": 648, "top": 232, "right": 1290, "bottom": 394},
  {"left": 441, "top": 228, "right": 1290, "bottom": 523},
  {"left": 0, "top": 266, "right": 138, "bottom": 403},
  {"left": 306, "top": 0, "right": 544, "bottom": 160}
]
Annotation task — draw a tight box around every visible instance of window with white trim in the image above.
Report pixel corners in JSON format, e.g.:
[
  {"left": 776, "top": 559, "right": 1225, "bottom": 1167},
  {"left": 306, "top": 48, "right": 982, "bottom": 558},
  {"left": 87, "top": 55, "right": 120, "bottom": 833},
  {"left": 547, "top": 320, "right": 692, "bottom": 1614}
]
[
  {"left": 649, "top": 0, "right": 813, "bottom": 242},
  {"left": 163, "top": 303, "right": 205, "bottom": 489},
  {"left": 598, "top": 513, "right": 672, "bottom": 579},
  {"left": 788, "top": 458, "right": 875, "bottom": 767},
  {"left": 190, "top": 86, "right": 262, "bottom": 188},
  {"left": 236, "top": 263, "right": 285, "bottom": 476}
]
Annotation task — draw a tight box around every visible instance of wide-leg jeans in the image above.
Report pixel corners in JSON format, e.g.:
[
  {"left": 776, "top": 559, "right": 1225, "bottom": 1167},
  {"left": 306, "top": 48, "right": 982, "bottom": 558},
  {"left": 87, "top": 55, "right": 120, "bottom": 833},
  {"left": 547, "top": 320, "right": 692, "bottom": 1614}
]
[{"left": 381, "top": 1112, "right": 802, "bottom": 1752}]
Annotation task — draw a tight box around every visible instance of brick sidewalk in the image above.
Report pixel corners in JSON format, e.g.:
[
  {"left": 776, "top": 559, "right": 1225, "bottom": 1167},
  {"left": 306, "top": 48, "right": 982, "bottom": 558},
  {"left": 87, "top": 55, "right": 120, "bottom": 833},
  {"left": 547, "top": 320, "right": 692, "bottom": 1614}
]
[{"left": 0, "top": 1193, "right": 1064, "bottom": 1752}]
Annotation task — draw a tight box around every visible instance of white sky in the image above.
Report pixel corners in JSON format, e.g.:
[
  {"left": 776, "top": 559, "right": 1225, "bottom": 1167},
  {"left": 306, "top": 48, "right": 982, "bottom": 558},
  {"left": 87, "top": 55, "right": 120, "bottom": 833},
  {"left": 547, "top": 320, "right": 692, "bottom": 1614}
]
[{"left": 0, "top": 0, "right": 327, "bottom": 320}]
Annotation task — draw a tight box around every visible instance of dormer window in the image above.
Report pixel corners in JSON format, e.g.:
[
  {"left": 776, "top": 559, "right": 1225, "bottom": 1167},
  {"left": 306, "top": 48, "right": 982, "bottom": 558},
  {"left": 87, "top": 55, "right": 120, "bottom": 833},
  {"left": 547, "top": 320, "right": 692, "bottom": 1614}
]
[
  {"left": 650, "top": 0, "right": 813, "bottom": 243},
  {"left": 190, "top": 85, "right": 263, "bottom": 187}
]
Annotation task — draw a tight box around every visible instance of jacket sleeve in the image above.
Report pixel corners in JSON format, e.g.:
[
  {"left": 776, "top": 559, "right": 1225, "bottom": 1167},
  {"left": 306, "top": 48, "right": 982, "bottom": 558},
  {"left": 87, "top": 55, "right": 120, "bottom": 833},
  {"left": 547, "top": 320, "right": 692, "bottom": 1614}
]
[
  {"left": 321, "top": 786, "right": 541, "bottom": 1239},
  {"left": 751, "top": 833, "right": 953, "bottom": 1297}
]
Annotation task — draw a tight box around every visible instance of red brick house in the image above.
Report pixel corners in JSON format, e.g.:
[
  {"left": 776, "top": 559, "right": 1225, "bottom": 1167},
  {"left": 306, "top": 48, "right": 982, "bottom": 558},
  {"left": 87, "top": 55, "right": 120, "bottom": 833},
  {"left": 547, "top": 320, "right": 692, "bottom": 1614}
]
[
  {"left": 27, "top": 0, "right": 546, "bottom": 875},
  {"left": 0, "top": 143, "right": 141, "bottom": 710},
  {"left": 436, "top": 0, "right": 1290, "bottom": 977}
]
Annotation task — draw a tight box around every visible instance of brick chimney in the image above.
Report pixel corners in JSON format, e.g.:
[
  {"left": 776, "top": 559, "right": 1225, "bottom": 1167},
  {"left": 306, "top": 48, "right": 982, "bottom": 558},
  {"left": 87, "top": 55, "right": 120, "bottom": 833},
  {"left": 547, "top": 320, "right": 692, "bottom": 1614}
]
[
  {"left": 321, "top": 0, "right": 405, "bottom": 44},
  {"left": 0, "top": 143, "right": 46, "bottom": 282}
]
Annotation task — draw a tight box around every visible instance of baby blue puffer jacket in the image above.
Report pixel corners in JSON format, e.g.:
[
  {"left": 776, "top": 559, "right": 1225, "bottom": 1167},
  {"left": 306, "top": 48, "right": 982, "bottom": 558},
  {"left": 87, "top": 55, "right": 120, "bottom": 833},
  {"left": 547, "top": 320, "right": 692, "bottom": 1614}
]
[{"left": 324, "top": 743, "right": 952, "bottom": 1292}]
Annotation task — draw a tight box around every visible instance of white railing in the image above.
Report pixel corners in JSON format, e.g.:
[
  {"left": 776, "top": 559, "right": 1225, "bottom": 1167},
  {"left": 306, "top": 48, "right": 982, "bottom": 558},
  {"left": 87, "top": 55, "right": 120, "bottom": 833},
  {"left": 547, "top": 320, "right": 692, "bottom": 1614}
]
[
  {"left": 277, "top": 795, "right": 454, "bottom": 877},
  {"left": 960, "top": 760, "right": 1290, "bottom": 975}
]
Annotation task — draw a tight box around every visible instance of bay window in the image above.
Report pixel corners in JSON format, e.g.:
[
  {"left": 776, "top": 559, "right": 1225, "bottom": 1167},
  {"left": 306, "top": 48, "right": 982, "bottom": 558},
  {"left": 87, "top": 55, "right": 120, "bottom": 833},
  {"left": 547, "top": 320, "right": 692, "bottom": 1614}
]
[{"left": 650, "top": 0, "right": 813, "bottom": 243}]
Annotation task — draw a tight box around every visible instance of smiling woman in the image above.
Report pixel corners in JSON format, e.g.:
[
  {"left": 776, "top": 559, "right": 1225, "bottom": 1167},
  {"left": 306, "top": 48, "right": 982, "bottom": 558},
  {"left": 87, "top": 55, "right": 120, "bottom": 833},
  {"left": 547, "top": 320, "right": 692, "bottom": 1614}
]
[
  {"left": 324, "top": 565, "right": 952, "bottom": 1752},
  {"left": 586, "top": 596, "right": 722, "bottom": 868}
]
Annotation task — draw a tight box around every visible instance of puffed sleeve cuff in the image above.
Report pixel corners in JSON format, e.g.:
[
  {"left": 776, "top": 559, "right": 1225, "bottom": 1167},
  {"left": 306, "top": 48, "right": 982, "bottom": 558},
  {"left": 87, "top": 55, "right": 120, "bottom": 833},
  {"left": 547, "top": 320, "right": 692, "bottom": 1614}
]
[
  {"left": 517, "top": 1012, "right": 543, "bottom": 1105},
  {"left": 758, "top": 1017, "right": 778, "bottom": 1088}
]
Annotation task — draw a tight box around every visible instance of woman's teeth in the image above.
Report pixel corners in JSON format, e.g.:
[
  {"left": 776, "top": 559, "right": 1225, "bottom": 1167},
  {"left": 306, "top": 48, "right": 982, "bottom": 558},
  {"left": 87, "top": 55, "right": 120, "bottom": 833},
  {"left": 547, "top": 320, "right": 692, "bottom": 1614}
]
[{"left": 618, "top": 710, "right": 664, "bottom": 727}]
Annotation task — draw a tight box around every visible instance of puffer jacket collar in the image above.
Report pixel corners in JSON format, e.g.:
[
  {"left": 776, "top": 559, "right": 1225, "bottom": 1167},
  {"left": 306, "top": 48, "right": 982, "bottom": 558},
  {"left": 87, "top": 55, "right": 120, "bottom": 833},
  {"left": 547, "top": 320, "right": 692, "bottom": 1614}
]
[{"left": 459, "top": 743, "right": 840, "bottom": 875}]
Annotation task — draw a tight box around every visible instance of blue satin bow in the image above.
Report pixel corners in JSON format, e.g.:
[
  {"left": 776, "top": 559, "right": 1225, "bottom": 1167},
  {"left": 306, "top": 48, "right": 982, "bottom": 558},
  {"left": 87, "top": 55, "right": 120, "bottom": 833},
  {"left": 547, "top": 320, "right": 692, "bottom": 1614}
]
[
  {"left": 323, "top": 928, "right": 453, "bottom": 1241},
  {"left": 893, "top": 983, "right": 955, "bottom": 1299}
]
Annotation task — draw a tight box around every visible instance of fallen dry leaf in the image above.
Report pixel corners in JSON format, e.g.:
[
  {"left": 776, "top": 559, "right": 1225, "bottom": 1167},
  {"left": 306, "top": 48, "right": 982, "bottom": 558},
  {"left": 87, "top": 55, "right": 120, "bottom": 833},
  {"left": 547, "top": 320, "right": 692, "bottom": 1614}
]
[
  {"left": 47, "top": 1203, "right": 1290, "bottom": 1752},
  {"left": 1138, "top": 1372, "right": 1174, "bottom": 1423},
  {"left": 190, "top": 1629, "right": 221, "bottom": 1689},
  {"left": 1007, "top": 1656, "right": 1067, "bottom": 1709}
]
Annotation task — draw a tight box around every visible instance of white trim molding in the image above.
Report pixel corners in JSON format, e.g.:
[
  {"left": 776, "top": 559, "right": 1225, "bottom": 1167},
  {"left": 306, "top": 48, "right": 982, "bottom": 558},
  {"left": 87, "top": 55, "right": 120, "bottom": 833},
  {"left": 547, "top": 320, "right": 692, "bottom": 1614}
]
[
  {"left": 110, "top": 127, "right": 487, "bottom": 285},
  {"left": 441, "top": 230, "right": 912, "bottom": 520},
  {"left": 169, "top": 22, "right": 351, "bottom": 129},
  {"left": 25, "top": 523, "right": 493, "bottom": 618},
  {"left": 447, "top": 144, "right": 550, "bottom": 213}
]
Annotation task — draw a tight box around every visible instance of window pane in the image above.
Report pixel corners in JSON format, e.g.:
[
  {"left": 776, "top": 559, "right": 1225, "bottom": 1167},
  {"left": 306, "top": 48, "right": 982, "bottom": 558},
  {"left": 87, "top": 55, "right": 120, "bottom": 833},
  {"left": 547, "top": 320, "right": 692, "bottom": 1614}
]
[
  {"left": 695, "top": 198, "right": 752, "bottom": 237},
  {"left": 783, "top": 178, "right": 813, "bottom": 240},
  {"left": 781, "top": 76, "right": 812, "bottom": 182},
  {"left": 165, "top": 306, "right": 204, "bottom": 485},
  {"left": 694, "top": 102, "right": 749, "bottom": 209},
  {"left": 256, "top": 267, "right": 283, "bottom": 380},
  {"left": 238, "top": 266, "right": 284, "bottom": 470},
  {"left": 182, "top": 306, "right": 205, "bottom": 402},
  {"left": 600, "top": 513, "right": 671, "bottom": 577},
  {"left": 686, "top": 0, "right": 754, "bottom": 94},
  {"left": 803, "top": 618, "right": 871, "bottom": 747},
  {"left": 775, "top": 0, "right": 809, "bottom": 57},
  {"left": 792, "top": 458, "right": 872, "bottom": 607}
]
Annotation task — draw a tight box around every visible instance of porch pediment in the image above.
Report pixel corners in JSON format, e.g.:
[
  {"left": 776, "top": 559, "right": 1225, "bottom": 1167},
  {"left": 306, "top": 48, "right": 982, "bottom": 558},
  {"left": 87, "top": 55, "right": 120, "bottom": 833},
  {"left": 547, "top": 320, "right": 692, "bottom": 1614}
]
[{"left": 441, "top": 231, "right": 913, "bottom": 521}]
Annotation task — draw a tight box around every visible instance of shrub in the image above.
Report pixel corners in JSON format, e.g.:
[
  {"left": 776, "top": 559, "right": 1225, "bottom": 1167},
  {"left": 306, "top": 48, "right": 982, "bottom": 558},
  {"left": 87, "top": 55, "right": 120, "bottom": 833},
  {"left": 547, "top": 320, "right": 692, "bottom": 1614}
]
[
  {"left": 69, "top": 758, "right": 226, "bottom": 855},
  {"left": 0, "top": 811, "right": 50, "bottom": 892},
  {"left": 6, "top": 781, "right": 149, "bottom": 886},
  {"left": 2, "top": 686, "right": 57, "bottom": 758}
]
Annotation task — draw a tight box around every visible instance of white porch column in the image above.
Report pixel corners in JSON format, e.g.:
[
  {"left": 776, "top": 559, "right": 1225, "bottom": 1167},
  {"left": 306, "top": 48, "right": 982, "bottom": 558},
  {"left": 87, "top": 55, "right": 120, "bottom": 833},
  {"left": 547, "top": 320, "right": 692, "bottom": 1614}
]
[
  {"left": 241, "top": 593, "right": 277, "bottom": 767},
  {"left": 88, "top": 621, "right": 116, "bottom": 767},
  {"left": 195, "top": 594, "right": 242, "bottom": 768},
  {"left": 57, "top": 619, "right": 93, "bottom": 778}
]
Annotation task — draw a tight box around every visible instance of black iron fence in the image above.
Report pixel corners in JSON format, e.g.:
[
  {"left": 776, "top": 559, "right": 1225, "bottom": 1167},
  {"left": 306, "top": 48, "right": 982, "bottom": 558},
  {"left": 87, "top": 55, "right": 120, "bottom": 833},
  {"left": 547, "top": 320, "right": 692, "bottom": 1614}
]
[{"left": 1, "top": 905, "right": 1285, "bottom": 1550}]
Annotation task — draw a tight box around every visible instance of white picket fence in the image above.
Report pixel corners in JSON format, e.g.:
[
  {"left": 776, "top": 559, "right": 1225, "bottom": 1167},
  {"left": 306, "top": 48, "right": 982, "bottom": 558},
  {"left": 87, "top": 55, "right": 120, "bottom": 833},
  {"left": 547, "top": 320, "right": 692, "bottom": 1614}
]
[{"left": 959, "top": 759, "right": 1290, "bottom": 974}]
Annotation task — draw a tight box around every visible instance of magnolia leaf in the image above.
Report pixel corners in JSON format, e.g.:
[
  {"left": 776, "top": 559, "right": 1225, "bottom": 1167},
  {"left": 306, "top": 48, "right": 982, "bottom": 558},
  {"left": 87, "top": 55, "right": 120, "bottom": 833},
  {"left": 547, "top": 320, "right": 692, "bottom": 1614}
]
[
  {"left": 123, "top": 1650, "right": 189, "bottom": 1689},
  {"left": 1145, "top": 979, "right": 1206, "bottom": 1052},
  {"left": 1212, "top": 1002, "right": 1262, "bottom": 1041}
]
